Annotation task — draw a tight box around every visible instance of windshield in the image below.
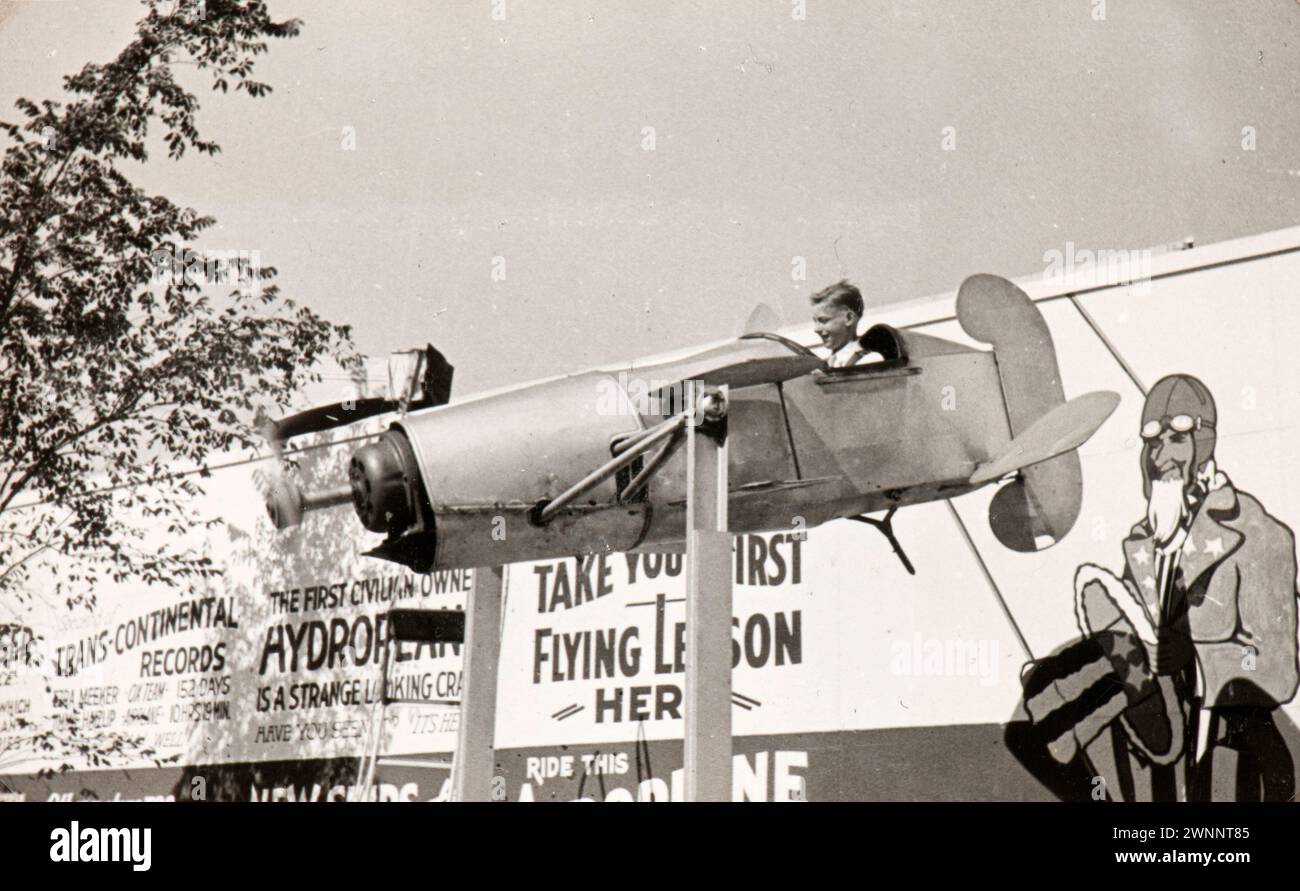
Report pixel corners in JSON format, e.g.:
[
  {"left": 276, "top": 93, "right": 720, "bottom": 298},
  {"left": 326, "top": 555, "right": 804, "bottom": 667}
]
[{"left": 738, "top": 331, "right": 820, "bottom": 358}]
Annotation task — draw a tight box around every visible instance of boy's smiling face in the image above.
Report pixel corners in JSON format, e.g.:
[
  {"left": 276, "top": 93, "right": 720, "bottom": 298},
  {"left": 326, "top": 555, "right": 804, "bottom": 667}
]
[{"left": 813, "top": 303, "right": 858, "bottom": 353}]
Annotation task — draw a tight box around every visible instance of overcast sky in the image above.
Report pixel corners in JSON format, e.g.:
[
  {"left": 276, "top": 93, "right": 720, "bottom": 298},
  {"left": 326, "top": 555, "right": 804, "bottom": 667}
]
[{"left": 3, "top": 0, "right": 1299, "bottom": 400}]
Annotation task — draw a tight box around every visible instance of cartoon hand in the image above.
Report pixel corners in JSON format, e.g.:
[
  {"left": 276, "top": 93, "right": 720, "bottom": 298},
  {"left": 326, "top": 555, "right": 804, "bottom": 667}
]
[{"left": 1078, "top": 578, "right": 1122, "bottom": 635}]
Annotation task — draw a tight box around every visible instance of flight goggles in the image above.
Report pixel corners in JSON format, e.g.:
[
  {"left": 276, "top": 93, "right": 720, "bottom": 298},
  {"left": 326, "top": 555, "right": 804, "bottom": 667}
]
[{"left": 1140, "top": 414, "right": 1214, "bottom": 440}]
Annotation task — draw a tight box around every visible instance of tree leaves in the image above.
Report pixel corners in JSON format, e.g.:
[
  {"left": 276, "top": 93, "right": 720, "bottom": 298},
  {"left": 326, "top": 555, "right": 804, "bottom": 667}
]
[{"left": 0, "top": 1, "right": 358, "bottom": 761}]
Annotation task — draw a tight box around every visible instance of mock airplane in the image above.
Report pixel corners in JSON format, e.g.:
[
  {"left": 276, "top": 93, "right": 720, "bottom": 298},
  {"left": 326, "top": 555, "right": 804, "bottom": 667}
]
[{"left": 263, "top": 274, "right": 1119, "bottom": 575}]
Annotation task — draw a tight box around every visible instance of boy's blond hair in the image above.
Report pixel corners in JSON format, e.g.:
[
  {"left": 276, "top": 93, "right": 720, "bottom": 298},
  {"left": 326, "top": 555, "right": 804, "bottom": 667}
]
[{"left": 809, "top": 280, "right": 864, "bottom": 317}]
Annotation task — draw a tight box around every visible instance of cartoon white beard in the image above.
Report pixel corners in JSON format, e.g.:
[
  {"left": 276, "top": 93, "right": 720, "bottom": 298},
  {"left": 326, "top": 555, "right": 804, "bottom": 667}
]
[{"left": 1147, "top": 477, "right": 1190, "bottom": 547}]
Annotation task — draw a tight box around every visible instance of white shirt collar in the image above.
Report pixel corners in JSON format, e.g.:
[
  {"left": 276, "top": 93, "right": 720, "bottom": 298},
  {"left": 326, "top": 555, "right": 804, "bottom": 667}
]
[{"left": 825, "top": 338, "right": 861, "bottom": 368}]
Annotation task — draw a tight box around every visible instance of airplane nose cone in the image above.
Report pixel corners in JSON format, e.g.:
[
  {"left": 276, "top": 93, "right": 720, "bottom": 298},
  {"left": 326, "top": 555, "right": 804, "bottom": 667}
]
[{"left": 349, "top": 431, "right": 418, "bottom": 534}]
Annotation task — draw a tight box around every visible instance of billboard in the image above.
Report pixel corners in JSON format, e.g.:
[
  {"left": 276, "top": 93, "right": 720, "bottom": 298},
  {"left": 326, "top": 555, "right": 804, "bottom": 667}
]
[{"left": 4, "top": 227, "right": 1300, "bottom": 801}]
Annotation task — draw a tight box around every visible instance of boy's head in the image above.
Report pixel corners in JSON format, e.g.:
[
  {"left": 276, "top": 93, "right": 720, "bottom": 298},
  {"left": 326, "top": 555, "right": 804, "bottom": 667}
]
[{"left": 810, "top": 280, "right": 864, "bottom": 353}]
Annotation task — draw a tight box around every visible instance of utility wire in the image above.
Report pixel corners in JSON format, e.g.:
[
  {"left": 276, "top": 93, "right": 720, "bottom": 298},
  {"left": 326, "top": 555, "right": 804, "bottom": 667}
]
[{"left": 3, "top": 429, "right": 376, "bottom": 514}]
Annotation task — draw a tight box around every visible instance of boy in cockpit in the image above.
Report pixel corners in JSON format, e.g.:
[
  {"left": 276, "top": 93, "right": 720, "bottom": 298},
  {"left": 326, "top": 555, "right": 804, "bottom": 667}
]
[{"left": 811, "top": 280, "right": 880, "bottom": 368}]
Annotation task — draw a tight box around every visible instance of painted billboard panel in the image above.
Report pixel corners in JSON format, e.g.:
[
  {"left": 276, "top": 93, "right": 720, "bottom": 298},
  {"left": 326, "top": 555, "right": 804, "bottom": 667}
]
[{"left": 3, "top": 228, "right": 1299, "bottom": 800}]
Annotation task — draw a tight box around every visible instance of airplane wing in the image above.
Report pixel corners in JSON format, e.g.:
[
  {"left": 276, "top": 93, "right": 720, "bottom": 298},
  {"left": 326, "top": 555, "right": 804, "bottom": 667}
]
[{"left": 637, "top": 335, "right": 823, "bottom": 406}]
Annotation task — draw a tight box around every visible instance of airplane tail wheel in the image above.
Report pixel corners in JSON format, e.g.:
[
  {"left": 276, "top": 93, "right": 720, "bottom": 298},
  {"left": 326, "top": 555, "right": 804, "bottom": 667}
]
[{"left": 988, "top": 478, "right": 1054, "bottom": 552}]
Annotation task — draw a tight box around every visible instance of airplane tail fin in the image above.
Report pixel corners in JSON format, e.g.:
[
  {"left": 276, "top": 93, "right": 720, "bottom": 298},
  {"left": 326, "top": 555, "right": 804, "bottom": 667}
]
[{"left": 957, "top": 274, "right": 1105, "bottom": 552}]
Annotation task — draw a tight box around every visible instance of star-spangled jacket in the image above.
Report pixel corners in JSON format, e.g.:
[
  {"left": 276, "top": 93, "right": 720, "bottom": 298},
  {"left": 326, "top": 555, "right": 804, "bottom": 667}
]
[{"left": 1115, "top": 477, "right": 1299, "bottom": 709}]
